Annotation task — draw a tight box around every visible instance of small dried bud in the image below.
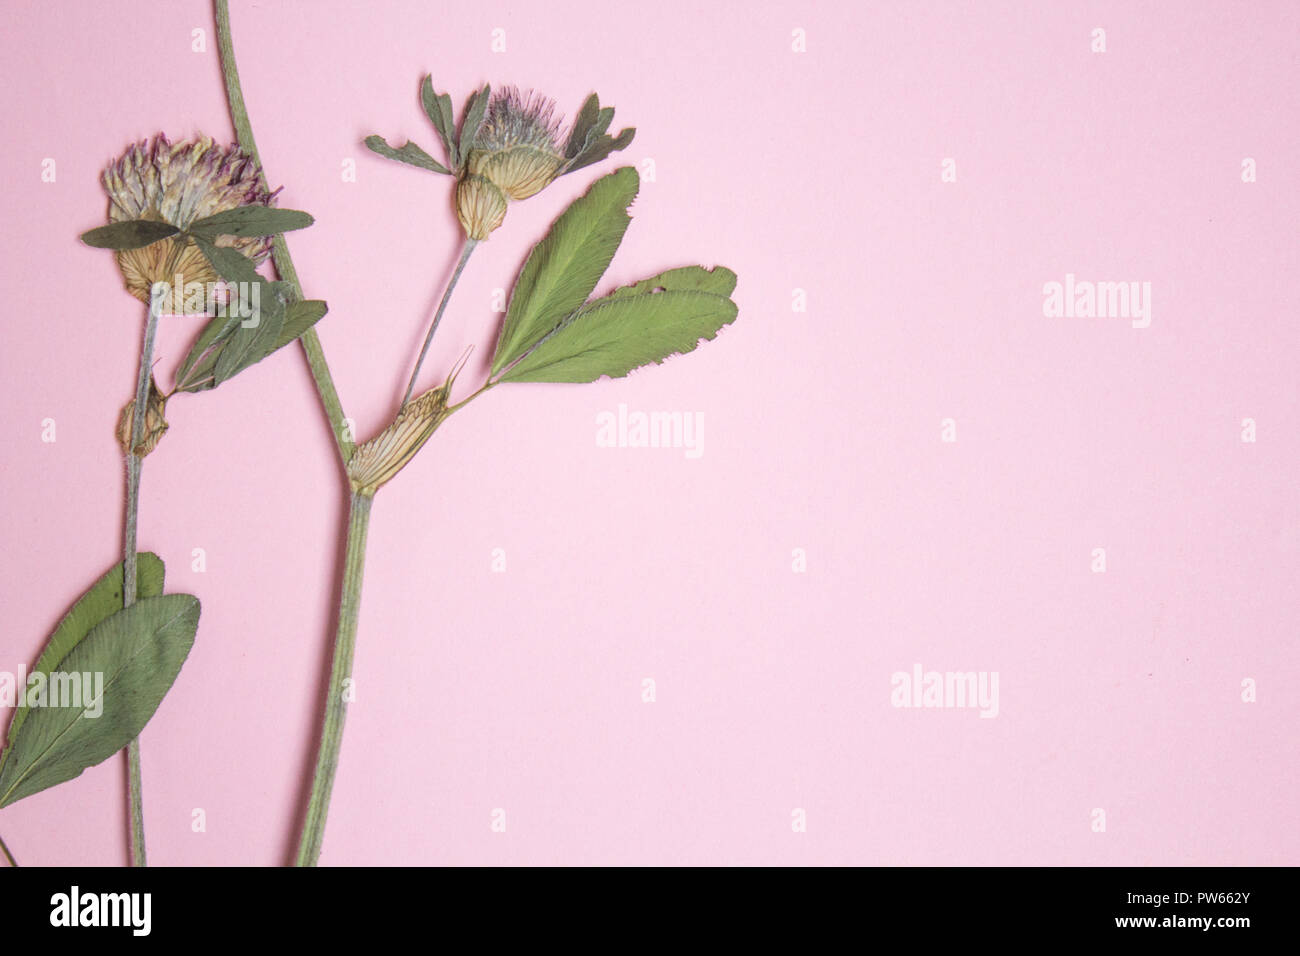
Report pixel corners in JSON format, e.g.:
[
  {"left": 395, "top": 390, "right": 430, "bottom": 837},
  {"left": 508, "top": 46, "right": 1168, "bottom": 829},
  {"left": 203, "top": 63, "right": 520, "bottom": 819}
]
[
  {"left": 116, "top": 378, "right": 169, "bottom": 457},
  {"left": 455, "top": 174, "right": 508, "bottom": 241}
]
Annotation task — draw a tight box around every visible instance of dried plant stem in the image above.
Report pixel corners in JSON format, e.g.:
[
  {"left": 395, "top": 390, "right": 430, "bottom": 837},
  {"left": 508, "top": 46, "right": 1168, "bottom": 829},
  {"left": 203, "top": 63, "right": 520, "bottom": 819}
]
[
  {"left": 214, "top": 0, "right": 354, "bottom": 464},
  {"left": 120, "top": 292, "right": 162, "bottom": 868},
  {"left": 402, "top": 239, "right": 478, "bottom": 407},
  {"left": 0, "top": 832, "right": 17, "bottom": 867},
  {"left": 295, "top": 492, "right": 372, "bottom": 866}
]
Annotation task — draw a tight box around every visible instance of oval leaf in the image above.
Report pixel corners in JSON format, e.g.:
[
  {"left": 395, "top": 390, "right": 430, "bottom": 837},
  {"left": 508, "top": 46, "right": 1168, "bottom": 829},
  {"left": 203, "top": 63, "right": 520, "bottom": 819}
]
[
  {"left": 187, "top": 207, "right": 315, "bottom": 240},
  {"left": 499, "top": 288, "right": 737, "bottom": 384},
  {"left": 0, "top": 593, "right": 199, "bottom": 808},
  {"left": 603, "top": 265, "right": 738, "bottom": 301},
  {"left": 80, "top": 220, "right": 178, "bottom": 250},
  {"left": 1, "top": 554, "right": 165, "bottom": 762},
  {"left": 491, "top": 166, "right": 640, "bottom": 376},
  {"left": 274, "top": 299, "right": 329, "bottom": 350},
  {"left": 192, "top": 237, "right": 261, "bottom": 285}
]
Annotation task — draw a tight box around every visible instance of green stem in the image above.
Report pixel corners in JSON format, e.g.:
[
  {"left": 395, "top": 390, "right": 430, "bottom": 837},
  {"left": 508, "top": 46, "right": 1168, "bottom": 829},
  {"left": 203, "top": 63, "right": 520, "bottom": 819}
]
[
  {"left": 214, "top": 0, "right": 354, "bottom": 464},
  {"left": 295, "top": 491, "right": 373, "bottom": 866},
  {"left": 120, "top": 291, "right": 162, "bottom": 868},
  {"left": 402, "top": 239, "right": 477, "bottom": 406},
  {"left": 0, "top": 833, "right": 17, "bottom": 867}
]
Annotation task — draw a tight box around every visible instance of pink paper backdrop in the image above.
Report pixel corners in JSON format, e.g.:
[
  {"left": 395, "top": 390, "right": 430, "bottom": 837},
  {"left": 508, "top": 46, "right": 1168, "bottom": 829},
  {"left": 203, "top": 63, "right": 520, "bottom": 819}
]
[{"left": 0, "top": 0, "right": 1296, "bottom": 866}]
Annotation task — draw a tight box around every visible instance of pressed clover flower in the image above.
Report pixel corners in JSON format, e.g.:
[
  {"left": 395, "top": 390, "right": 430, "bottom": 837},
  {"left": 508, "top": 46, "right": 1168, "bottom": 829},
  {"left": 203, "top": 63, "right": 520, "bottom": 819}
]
[
  {"left": 366, "top": 80, "right": 634, "bottom": 241},
  {"left": 464, "top": 89, "right": 567, "bottom": 198},
  {"left": 102, "top": 134, "right": 277, "bottom": 310},
  {"left": 456, "top": 86, "right": 631, "bottom": 240}
]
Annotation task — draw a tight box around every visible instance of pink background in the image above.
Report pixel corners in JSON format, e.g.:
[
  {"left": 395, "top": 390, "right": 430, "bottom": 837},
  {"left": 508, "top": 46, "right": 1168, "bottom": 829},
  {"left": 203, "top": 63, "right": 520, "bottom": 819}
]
[{"left": 1, "top": 0, "right": 1296, "bottom": 865}]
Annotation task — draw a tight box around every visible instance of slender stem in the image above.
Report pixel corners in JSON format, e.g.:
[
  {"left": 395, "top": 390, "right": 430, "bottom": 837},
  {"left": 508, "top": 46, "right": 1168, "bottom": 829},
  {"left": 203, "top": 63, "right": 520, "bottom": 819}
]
[
  {"left": 120, "top": 291, "right": 162, "bottom": 868},
  {"left": 295, "top": 491, "right": 373, "bottom": 866},
  {"left": 402, "top": 239, "right": 477, "bottom": 407},
  {"left": 0, "top": 833, "right": 17, "bottom": 867},
  {"left": 214, "top": 0, "right": 354, "bottom": 464},
  {"left": 126, "top": 742, "right": 145, "bottom": 864},
  {"left": 446, "top": 379, "right": 497, "bottom": 414}
]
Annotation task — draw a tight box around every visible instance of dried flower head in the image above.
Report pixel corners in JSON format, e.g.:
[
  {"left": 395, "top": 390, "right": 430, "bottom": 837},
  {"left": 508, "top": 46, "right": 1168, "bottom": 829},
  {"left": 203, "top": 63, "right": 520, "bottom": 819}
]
[
  {"left": 466, "top": 88, "right": 567, "bottom": 200},
  {"left": 456, "top": 88, "right": 566, "bottom": 240},
  {"left": 454, "top": 86, "right": 634, "bottom": 240},
  {"left": 102, "top": 134, "right": 277, "bottom": 310}
]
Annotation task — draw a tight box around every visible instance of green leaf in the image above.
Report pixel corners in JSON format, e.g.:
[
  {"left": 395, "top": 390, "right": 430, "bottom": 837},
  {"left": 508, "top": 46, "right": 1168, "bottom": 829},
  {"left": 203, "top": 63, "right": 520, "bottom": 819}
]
[
  {"left": 274, "top": 299, "right": 329, "bottom": 349},
  {"left": 80, "top": 220, "right": 178, "bottom": 250},
  {"left": 420, "top": 76, "right": 457, "bottom": 167},
  {"left": 561, "top": 93, "right": 634, "bottom": 173},
  {"left": 491, "top": 166, "right": 640, "bottom": 376},
  {"left": 458, "top": 83, "right": 491, "bottom": 159},
  {"left": 364, "top": 135, "right": 451, "bottom": 175},
  {"left": 589, "top": 106, "right": 615, "bottom": 142},
  {"left": 498, "top": 288, "right": 737, "bottom": 384},
  {"left": 603, "top": 265, "right": 738, "bottom": 300},
  {"left": 0, "top": 555, "right": 164, "bottom": 767},
  {"left": 187, "top": 207, "right": 314, "bottom": 240},
  {"left": 174, "top": 252, "right": 269, "bottom": 389},
  {"left": 192, "top": 238, "right": 262, "bottom": 285},
  {"left": 174, "top": 310, "right": 243, "bottom": 392},
  {"left": 568, "top": 126, "right": 635, "bottom": 175},
  {"left": 213, "top": 291, "right": 286, "bottom": 385},
  {"left": 190, "top": 238, "right": 288, "bottom": 385},
  {"left": 0, "top": 594, "right": 199, "bottom": 808},
  {"left": 565, "top": 94, "right": 603, "bottom": 160}
]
